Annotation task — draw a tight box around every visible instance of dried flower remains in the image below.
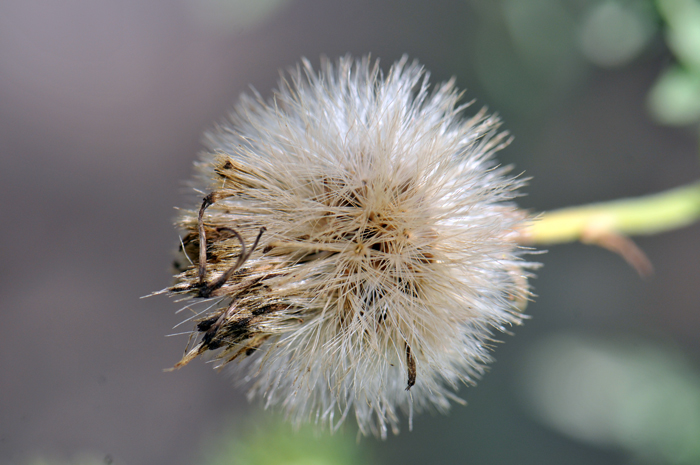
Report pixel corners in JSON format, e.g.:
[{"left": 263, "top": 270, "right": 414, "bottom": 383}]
[{"left": 167, "top": 56, "right": 533, "bottom": 437}]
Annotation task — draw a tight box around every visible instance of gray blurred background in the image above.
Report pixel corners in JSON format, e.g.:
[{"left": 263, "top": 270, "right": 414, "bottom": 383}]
[{"left": 1, "top": 0, "right": 699, "bottom": 464}]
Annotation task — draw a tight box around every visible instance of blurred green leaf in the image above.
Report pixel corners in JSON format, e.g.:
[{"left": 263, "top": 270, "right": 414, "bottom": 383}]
[
  {"left": 579, "top": 1, "right": 658, "bottom": 67},
  {"left": 520, "top": 333, "right": 700, "bottom": 464},
  {"left": 657, "top": 0, "right": 700, "bottom": 72},
  {"left": 648, "top": 65, "right": 700, "bottom": 125},
  {"left": 202, "top": 414, "right": 375, "bottom": 465}
]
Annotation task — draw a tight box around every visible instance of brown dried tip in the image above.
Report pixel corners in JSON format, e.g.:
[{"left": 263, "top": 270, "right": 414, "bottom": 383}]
[
  {"left": 581, "top": 229, "right": 654, "bottom": 278},
  {"left": 406, "top": 344, "right": 417, "bottom": 390}
]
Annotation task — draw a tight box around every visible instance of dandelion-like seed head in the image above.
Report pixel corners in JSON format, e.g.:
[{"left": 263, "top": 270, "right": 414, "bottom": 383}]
[{"left": 169, "top": 56, "right": 532, "bottom": 437}]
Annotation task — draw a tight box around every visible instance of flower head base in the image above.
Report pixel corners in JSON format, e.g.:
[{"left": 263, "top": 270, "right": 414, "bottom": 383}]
[{"left": 169, "top": 56, "right": 532, "bottom": 437}]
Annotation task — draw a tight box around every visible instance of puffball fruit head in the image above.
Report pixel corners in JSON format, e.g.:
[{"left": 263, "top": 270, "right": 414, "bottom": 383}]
[{"left": 168, "top": 56, "right": 532, "bottom": 438}]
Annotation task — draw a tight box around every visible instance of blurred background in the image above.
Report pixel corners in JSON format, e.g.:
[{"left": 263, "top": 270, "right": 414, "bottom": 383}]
[{"left": 1, "top": 0, "right": 699, "bottom": 464}]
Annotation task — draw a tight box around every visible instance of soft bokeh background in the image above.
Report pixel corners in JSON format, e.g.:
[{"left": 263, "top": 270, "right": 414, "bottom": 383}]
[{"left": 1, "top": 0, "right": 699, "bottom": 464}]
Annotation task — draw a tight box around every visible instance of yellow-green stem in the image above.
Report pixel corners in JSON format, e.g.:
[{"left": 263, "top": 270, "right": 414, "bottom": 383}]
[{"left": 522, "top": 181, "right": 700, "bottom": 245}]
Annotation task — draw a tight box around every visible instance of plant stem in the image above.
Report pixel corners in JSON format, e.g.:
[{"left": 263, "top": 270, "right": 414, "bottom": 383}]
[{"left": 521, "top": 181, "right": 700, "bottom": 245}]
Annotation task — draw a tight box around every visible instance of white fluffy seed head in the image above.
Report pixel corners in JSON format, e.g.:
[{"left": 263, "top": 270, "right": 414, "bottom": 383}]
[{"left": 169, "top": 55, "right": 533, "bottom": 438}]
